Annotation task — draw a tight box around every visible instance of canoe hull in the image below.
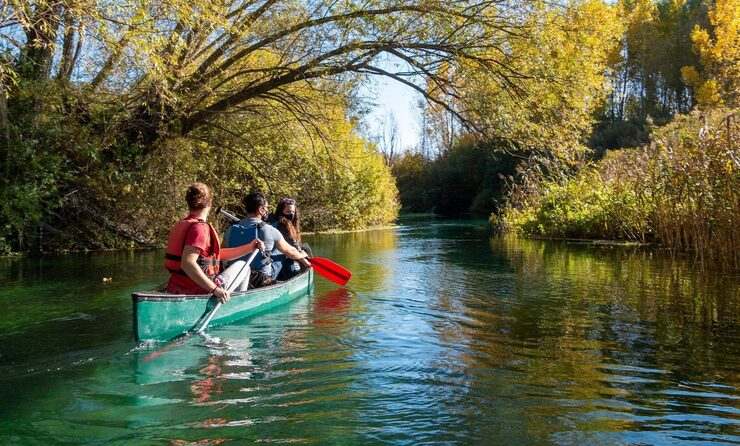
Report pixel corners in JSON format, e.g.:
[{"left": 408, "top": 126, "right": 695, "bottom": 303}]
[{"left": 132, "top": 269, "right": 314, "bottom": 342}]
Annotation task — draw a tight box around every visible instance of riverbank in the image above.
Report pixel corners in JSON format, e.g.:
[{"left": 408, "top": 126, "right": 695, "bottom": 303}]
[
  {"left": 500, "top": 111, "right": 738, "bottom": 269},
  {"left": 0, "top": 223, "right": 402, "bottom": 258},
  {"left": 303, "top": 224, "right": 399, "bottom": 236}
]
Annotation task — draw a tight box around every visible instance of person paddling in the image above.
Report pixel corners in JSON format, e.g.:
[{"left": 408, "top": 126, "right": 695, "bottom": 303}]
[
  {"left": 224, "top": 192, "right": 310, "bottom": 287},
  {"left": 269, "top": 197, "right": 312, "bottom": 280},
  {"left": 164, "top": 183, "right": 264, "bottom": 301}
]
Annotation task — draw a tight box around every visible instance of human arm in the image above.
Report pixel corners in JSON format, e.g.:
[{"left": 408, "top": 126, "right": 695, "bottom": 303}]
[
  {"left": 275, "top": 238, "right": 311, "bottom": 268},
  {"left": 221, "top": 239, "right": 265, "bottom": 261},
  {"left": 181, "top": 246, "right": 230, "bottom": 302}
]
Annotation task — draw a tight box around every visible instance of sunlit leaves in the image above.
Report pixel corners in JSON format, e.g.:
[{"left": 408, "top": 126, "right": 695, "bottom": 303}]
[
  {"left": 451, "top": 0, "right": 623, "bottom": 157},
  {"left": 681, "top": 0, "right": 739, "bottom": 108},
  {"left": 504, "top": 109, "right": 740, "bottom": 267}
]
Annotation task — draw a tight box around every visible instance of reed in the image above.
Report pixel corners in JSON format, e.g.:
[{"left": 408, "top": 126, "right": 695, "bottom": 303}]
[
  {"left": 647, "top": 111, "right": 739, "bottom": 268},
  {"left": 503, "top": 110, "right": 739, "bottom": 269}
]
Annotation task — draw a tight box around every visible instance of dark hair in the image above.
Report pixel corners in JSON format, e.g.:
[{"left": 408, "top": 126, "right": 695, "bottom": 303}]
[
  {"left": 275, "top": 198, "right": 301, "bottom": 243},
  {"left": 243, "top": 192, "right": 267, "bottom": 214},
  {"left": 185, "top": 183, "right": 212, "bottom": 210}
]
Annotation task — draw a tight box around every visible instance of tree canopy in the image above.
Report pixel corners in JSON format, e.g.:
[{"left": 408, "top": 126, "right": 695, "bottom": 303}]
[
  {"left": 1, "top": 0, "right": 542, "bottom": 143},
  {"left": 0, "top": 0, "right": 560, "bottom": 251},
  {"left": 681, "top": 0, "right": 739, "bottom": 108},
  {"left": 2, "top": 0, "right": 732, "bottom": 253}
]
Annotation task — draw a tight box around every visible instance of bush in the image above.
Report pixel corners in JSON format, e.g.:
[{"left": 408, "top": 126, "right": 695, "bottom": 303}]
[
  {"left": 589, "top": 118, "right": 650, "bottom": 156},
  {"left": 0, "top": 80, "right": 399, "bottom": 253},
  {"left": 392, "top": 138, "right": 521, "bottom": 217},
  {"left": 503, "top": 109, "right": 739, "bottom": 267},
  {"left": 505, "top": 169, "right": 652, "bottom": 240},
  {"left": 392, "top": 153, "right": 435, "bottom": 213}
]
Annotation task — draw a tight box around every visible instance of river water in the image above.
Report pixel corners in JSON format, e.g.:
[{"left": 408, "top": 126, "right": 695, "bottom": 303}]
[{"left": 1, "top": 219, "right": 738, "bottom": 445}]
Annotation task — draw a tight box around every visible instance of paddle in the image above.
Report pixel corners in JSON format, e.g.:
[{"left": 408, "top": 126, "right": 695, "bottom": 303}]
[
  {"left": 308, "top": 256, "right": 351, "bottom": 286},
  {"left": 217, "top": 208, "right": 352, "bottom": 286},
  {"left": 192, "top": 249, "right": 258, "bottom": 334},
  {"left": 143, "top": 250, "right": 257, "bottom": 362}
]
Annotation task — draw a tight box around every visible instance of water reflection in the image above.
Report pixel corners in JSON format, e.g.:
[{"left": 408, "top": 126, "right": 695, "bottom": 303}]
[
  {"left": 306, "top": 228, "right": 397, "bottom": 293},
  {"left": 1, "top": 221, "right": 739, "bottom": 445},
  {"left": 313, "top": 288, "right": 353, "bottom": 329}
]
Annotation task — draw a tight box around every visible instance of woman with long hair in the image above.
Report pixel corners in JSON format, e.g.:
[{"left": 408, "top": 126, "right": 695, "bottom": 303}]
[
  {"left": 224, "top": 193, "right": 310, "bottom": 287},
  {"left": 270, "top": 197, "right": 311, "bottom": 279},
  {"left": 273, "top": 198, "right": 302, "bottom": 248}
]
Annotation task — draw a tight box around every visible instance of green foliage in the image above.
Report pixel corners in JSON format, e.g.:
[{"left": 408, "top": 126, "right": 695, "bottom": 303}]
[
  {"left": 392, "top": 153, "right": 434, "bottom": 213},
  {"left": 503, "top": 110, "right": 739, "bottom": 268},
  {"left": 504, "top": 170, "right": 652, "bottom": 240},
  {"left": 2, "top": 0, "right": 585, "bottom": 252},
  {"left": 589, "top": 117, "right": 650, "bottom": 155},
  {"left": 0, "top": 76, "right": 399, "bottom": 252},
  {"left": 0, "top": 0, "right": 733, "bottom": 255},
  {"left": 393, "top": 138, "right": 520, "bottom": 217},
  {"left": 1, "top": 81, "right": 79, "bottom": 250},
  {"left": 90, "top": 97, "right": 399, "bottom": 248}
]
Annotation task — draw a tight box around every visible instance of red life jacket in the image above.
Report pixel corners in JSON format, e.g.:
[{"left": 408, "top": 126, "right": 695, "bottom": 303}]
[{"left": 164, "top": 216, "right": 221, "bottom": 278}]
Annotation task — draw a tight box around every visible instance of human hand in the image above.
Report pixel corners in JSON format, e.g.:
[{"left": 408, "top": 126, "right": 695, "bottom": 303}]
[
  {"left": 213, "top": 286, "right": 231, "bottom": 303},
  {"left": 299, "top": 257, "right": 311, "bottom": 268},
  {"left": 252, "top": 239, "right": 265, "bottom": 252}
]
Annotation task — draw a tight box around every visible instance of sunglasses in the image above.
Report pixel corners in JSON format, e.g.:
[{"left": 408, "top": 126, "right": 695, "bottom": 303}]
[{"left": 280, "top": 198, "right": 296, "bottom": 205}]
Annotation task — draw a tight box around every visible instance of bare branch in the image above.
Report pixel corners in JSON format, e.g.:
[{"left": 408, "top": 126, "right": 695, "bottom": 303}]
[{"left": 360, "top": 63, "right": 483, "bottom": 136}]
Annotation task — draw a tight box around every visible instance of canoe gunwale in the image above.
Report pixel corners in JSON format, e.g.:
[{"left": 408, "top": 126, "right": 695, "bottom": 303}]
[
  {"left": 132, "top": 269, "right": 311, "bottom": 302},
  {"left": 132, "top": 269, "right": 314, "bottom": 342}
]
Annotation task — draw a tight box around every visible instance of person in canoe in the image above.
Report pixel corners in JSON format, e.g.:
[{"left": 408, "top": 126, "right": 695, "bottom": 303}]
[
  {"left": 224, "top": 192, "right": 310, "bottom": 287},
  {"left": 164, "top": 183, "right": 265, "bottom": 302},
  {"left": 269, "top": 197, "right": 312, "bottom": 280}
]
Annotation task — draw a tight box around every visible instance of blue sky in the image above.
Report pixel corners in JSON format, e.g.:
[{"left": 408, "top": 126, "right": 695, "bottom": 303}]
[{"left": 358, "top": 59, "right": 425, "bottom": 154}]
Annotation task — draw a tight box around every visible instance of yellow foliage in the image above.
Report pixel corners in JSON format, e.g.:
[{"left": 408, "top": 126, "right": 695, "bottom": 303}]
[
  {"left": 681, "top": 0, "right": 740, "bottom": 107},
  {"left": 680, "top": 65, "right": 701, "bottom": 85},
  {"left": 708, "top": 0, "right": 740, "bottom": 63},
  {"left": 455, "top": 0, "right": 623, "bottom": 156},
  {"left": 695, "top": 79, "right": 723, "bottom": 105}
]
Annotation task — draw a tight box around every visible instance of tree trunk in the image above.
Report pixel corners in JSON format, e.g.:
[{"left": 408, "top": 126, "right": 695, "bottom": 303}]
[
  {"left": 19, "top": 3, "right": 65, "bottom": 80},
  {"left": 0, "top": 91, "right": 8, "bottom": 177},
  {"left": 57, "top": 10, "right": 77, "bottom": 82}
]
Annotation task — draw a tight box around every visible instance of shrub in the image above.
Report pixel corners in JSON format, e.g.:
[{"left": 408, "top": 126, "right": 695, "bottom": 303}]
[
  {"left": 503, "top": 109, "right": 739, "bottom": 268},
  {"left": 505, "top": 169, "right": 652, "bottom": 240},
  {"left": 392, "top": 139, "right": 521, "bottom": 217}
]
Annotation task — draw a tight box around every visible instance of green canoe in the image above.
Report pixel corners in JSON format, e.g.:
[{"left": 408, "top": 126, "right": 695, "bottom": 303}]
[{"left": 132, "top": 269, "right": 314, "bottom": 342}]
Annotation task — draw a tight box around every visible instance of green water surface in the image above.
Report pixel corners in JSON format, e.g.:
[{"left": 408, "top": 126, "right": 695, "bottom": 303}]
[{"left": 1, "top": 219, "right": 738, "bottom": 445}]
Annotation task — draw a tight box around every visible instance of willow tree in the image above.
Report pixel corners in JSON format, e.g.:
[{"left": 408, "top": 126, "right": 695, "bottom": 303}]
[
  {"left": 2, "top": 0, "right": 535, "bottom": 144},
  {"left": 421, "top": 0, "right": 624, "bottom": 158},
  {"left": 1, "top": 0, "right": 546, "bottom": 249}
]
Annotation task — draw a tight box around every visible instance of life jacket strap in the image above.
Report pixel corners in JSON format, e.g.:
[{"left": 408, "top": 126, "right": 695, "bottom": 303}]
[{"left": 167, "top": 268, "right": 188, "bottom": 276}]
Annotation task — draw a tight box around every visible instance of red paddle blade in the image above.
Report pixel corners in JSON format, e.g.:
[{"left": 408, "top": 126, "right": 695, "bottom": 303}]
[{"left": 309, "top": 256, "right": 351, "bottom": 286}]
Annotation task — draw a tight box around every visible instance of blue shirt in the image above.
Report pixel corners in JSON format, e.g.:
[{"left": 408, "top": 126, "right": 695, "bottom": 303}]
[{"left": 224, "top": 217, "right": 285, "bottom": 276}]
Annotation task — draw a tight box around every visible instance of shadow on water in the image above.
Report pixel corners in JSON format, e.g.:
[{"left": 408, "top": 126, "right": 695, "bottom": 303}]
[{"left": 1, "top": 220, "right": 739, "bottom": 445}]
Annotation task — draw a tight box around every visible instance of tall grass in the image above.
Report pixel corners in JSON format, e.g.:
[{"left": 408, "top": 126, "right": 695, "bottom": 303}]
[
  {"left": 502, "top": 110, "right": 739, "bottom": 269},
  {"left": 648, "top": 112, "right": 739, "bottom": 266}
]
